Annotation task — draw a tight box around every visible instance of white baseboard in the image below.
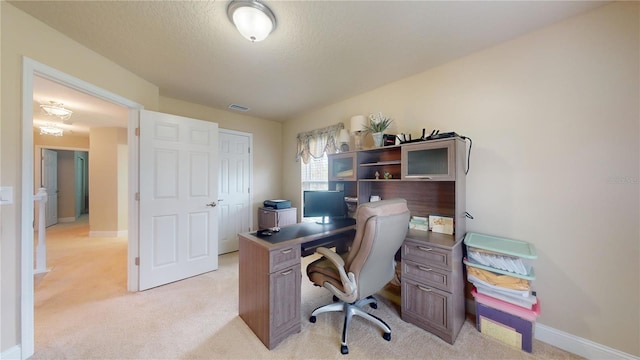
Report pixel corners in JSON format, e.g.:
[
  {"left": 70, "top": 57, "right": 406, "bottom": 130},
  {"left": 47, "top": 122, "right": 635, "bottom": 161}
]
[
  {"left": 33, "top": 268, "right": 51, "bottom": 275},
  {"left": 58, "top": 217, "right": 76, "bottom": 223},
  {"left": 535, "top": 323, "right": 639, "bottom": 360},
  {"left": 89, "top": 230, "right": 128, "bottom": 238},
  {"left": 466, "top": 299, "right": 638, "bottom": 360},
  {"left": 1, "top": 345, "right": 22, "bottom": 360}
]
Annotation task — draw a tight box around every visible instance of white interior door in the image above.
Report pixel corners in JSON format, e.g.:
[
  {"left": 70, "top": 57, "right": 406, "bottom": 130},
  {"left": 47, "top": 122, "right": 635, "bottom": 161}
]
[
  {"left": 42, "top": 148, "right": 58, "bottom": 227},
  {"left": 139, "top": 110, "right": 219, "bottom": 290},
  {"left": 218, "top": 130, "right": 251, "bottom": 254}
]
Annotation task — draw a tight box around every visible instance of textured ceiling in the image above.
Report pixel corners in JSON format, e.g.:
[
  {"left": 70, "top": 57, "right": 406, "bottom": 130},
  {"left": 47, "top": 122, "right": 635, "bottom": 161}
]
[{"left": 14, "top": 1, "right": 606, "bottom": 123}]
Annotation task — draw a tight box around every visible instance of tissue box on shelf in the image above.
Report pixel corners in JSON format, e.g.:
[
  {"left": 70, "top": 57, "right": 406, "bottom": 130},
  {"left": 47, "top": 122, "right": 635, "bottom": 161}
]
[
  {"left": 409, "top": 216, "right": 428, "bottom": 231},
  {"left": 472, "top": 288, "right": 540, "bottom": 353}
]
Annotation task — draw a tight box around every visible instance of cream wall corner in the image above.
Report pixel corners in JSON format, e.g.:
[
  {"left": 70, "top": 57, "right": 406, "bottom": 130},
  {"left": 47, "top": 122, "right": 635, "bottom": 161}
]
[{"left": 282, "top": 2, "right": 639, "bottom": 357}]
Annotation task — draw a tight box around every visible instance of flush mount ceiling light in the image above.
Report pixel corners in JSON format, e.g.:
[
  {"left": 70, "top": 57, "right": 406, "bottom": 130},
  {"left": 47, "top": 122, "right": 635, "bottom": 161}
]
[
  {"left": 39, "top": 122, "right": 64, "bottom": 137},
  {"left": 227, "top": 0, "right": 276, "bottom": 42},
  {"left": 40, "top": 101, "right": 73, "bottom": 121}
]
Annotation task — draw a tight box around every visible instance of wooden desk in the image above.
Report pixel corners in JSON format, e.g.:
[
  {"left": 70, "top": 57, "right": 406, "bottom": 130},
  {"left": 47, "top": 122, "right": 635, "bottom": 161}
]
[{"left": 238, "top": 219, "right": 356, "bottom": 349}]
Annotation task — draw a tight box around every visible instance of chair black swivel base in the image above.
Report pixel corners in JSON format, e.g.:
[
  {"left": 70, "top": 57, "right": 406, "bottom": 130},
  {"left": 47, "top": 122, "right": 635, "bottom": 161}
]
[{"left": 309, "top": 295, "right": 391, "bottom": 355}]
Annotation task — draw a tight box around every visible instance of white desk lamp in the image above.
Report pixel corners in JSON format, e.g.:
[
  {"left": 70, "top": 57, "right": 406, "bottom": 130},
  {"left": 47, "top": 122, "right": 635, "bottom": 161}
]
[{"left": 350, "top": 115, "right": 367, "bottom": 150}]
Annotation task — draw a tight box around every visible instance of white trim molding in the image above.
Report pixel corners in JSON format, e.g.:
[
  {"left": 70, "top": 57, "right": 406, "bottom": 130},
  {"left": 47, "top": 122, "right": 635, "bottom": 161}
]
[
  {"left": 1, "top": 345, "right": 22, "bottom": 360},
  {"left": 535, "top": 323, "right": 639, "bottom": 360}
]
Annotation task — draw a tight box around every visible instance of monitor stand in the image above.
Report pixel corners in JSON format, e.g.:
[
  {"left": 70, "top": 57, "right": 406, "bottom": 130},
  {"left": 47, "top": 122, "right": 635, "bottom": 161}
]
[{"left": 316, "top": 216, "right": 332, "bottom": 225}]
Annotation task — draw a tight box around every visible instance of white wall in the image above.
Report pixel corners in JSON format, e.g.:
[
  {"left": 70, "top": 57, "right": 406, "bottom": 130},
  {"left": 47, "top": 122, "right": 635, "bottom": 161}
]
[{"left": 282, "top": 2, "right": 639, "bottom": 356}]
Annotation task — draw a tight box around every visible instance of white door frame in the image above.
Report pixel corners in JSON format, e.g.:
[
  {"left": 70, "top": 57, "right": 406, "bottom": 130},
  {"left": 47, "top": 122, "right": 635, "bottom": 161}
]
[{"left": 20, "top": 57, "right": 143, "bottom": 359}]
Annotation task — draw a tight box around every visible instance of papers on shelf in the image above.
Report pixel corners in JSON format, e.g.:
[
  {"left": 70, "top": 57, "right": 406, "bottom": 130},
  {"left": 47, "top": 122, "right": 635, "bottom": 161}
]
[{"left": 429, "top": 215, "right": 454, "bottom": 235}]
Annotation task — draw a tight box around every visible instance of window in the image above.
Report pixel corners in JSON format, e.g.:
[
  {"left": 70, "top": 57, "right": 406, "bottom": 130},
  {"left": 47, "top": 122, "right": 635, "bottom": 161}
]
[
  {"left": 301, "top": 153, "right": 328, "bottom": 191},
  {"left": 297, "top": 123, "right": 342, "bottom": 221}
]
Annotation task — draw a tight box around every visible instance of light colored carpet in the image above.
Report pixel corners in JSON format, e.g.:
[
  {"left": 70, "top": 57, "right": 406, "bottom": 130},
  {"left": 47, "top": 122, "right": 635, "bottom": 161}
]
[{"left": 32, "top": 217, "right": 582, "bottom": 359}]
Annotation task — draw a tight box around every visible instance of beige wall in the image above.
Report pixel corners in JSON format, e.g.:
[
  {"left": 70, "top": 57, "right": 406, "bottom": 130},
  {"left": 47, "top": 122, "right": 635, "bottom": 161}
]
[
  {"left": 1, "top": 2, "right": 159, "bottom": 351},
  {"left": 282, "top": 2, "right": 639, "bottom": 356},
  {"left": 88, "top": 127, "right": 127, "bottom": 233},
  {"left": 159, "top": 96, "right": 283, "bottom": 229}
]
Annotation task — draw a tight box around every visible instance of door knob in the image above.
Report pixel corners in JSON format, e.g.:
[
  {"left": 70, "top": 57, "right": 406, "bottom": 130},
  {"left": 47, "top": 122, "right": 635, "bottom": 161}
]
[{"left": 206, "top": 202, "right": 217, "bottom": 207}]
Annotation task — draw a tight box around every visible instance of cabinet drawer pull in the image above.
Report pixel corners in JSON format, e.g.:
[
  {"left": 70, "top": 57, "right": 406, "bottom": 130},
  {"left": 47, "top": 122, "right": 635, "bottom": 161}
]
[
  {"left": 417, "top": 265, "right": 432, "bottom": 272},
  {"left": 417, "top": 246, "right": 433, "bottom": 252},
  {"left": 280, "top": 269, "right": 293, "bottom": 276},
  {"left": 281, "top": 248, "right": 293, "bottom": 254},
  {"left": 417, "top": 285, "right": 432, "bottom": 292}
]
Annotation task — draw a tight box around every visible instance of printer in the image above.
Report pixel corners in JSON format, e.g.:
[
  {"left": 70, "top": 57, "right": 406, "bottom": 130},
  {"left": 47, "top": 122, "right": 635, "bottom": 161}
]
[{"left": 263, "top": 199, "right": 291, "bottom": 209}]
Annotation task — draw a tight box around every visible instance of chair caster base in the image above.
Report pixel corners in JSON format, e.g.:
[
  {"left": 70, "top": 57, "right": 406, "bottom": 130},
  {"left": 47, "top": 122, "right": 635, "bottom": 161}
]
[
  {"left": 341, "top": 345, "right": 349, "bottom": 355},
  {"left": 383, "top": 332, "right": 391, "bottom": 341},
  {"left": 309, "top": 316, "right": 316, "bottom": 323}
]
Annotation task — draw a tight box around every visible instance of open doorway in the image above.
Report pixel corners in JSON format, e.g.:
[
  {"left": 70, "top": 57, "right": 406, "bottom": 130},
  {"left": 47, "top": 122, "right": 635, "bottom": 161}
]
[
  {"left": 21, "top": 57, "right": 143, "bottom": 358},
  {"left": 32, "top": 76, "right": 131, "bottom": 352}
]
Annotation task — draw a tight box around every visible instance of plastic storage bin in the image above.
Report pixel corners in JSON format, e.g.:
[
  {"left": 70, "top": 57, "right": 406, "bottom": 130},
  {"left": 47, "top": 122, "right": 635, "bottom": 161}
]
[
  {"left": 464, "top": 232, "right": 538, "bottom": 309},
  {"left": 473, "top": 289, "right": 540, "bottom": 353}
]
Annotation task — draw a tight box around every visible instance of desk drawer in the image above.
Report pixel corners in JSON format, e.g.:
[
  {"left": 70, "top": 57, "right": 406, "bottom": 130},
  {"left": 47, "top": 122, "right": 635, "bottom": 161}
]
[
  {"left": 402, "top": 277, "right": 451, "bottom": 333},
  {"left": 269, "top": 245, "right": 301, "bottom": 273},
  {"left": 403, "top": 259, "right": 452, "bottom": 292},
  {"left": 403, "top": 241, "right": 452, "bottom": 271}
]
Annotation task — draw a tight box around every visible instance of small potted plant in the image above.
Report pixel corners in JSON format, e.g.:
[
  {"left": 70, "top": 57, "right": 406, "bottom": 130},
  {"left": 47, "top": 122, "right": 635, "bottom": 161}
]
[{"left": 363, "top": 112, "right": 393, "bottom": 147}]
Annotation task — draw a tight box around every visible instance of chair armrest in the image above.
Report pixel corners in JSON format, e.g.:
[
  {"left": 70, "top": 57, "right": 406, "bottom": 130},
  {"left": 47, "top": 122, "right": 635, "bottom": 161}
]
[
  {"left": 316, "top": 246, "right": 344, "bottom": 267},
  {"left": 315, "top": 247, "right": 357, "bottom": 303}
]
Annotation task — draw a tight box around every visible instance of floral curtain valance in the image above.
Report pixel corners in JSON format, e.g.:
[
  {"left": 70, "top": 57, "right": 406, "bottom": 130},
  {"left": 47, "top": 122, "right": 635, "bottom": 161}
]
[{"left": 296, "top": 123, "right": 344, "bottom": 164}]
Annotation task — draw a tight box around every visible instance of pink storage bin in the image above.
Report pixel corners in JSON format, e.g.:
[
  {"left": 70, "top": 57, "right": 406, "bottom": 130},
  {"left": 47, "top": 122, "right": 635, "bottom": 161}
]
[{"left": 472, "top": 288, "right": 540, "bottom": 321}]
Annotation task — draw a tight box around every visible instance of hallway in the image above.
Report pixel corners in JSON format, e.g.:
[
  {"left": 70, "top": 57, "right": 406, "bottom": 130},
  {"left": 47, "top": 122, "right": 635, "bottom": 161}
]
[{"left": 34, "top": 216, "right": 128, "bottom": 347}]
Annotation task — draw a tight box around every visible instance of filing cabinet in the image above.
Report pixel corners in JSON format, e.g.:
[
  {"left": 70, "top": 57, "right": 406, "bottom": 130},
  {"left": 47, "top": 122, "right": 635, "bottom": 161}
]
[{"left": 401, "top": 230, "right": 465, "bottom": 345}]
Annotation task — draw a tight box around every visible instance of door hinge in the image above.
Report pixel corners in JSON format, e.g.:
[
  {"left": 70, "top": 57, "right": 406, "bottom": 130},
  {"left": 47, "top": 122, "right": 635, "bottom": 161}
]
[
  {"left": 135, "top": 257, "right": 140, "bottom": 266},
  {"left": 135, "top": 127, "right": 140, "bottom": 136},
  {"left": 248, "top": 147, "right": 250, "bottom": 154},
  {"left": 248, "top": 187, "right": 250, "bottom": 193},
  {"left": 135, "top": 192, "right": 140, "bottom": 201}
]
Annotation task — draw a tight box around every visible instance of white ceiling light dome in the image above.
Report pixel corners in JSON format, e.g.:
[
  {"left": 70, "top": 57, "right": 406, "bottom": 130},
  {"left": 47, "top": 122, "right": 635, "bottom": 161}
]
[{"left": 227, "top": 0, "right": 277, "bottom": 42}]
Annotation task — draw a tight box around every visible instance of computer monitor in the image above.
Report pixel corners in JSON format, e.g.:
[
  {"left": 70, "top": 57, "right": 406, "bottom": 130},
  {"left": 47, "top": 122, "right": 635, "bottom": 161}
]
[{"left": 303, "top": 190, "right": 346, "bottom": 224}]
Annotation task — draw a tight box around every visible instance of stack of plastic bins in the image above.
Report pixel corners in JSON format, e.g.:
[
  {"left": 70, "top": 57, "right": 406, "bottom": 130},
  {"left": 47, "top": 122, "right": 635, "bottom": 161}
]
[{"left": 463, "top": 232, "right": 540, "bottom": 353}]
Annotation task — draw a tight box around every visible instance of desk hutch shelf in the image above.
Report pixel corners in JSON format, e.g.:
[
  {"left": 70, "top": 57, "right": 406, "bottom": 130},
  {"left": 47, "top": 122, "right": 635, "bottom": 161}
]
[{"left": 328, "top": 137, "right": 467, "bottom": 344}]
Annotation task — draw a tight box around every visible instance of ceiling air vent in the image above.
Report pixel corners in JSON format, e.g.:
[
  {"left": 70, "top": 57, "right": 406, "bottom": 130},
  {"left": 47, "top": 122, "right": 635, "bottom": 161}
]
[{"left": 228, "top": 104, "right": 250, "bottom": 112}]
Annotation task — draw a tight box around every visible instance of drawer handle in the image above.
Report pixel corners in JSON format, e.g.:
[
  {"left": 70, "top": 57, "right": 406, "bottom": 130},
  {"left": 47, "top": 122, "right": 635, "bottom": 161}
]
[
  {"left": 280, "top": 269, "right": 293, "bottom": 276},
  {"left": 417, "top": 265, "right": 432, "bottom": 272},
  {"left": 417, "top": 285, "right": 432, "bottom": 292},
  {"left": 417, "top": 246, "right": 433, "bottom": 252},
  {"left": 281, "top": 248, "right": 293, "bottom": 254}
]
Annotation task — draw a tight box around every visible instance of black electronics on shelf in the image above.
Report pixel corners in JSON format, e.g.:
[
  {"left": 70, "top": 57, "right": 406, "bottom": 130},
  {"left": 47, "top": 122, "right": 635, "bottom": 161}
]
[{"left": 263, "top": 199, "right": 291, "bottom": 209}]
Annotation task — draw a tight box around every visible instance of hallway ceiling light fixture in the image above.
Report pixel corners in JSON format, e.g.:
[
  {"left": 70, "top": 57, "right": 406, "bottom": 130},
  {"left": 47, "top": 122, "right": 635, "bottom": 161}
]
[
  {"left": 40, "top": 101, "right": 73, "bottom": 121},
  {"left": 39, "top": 122, "right": 64, "bottom": 137},
  {"left": 227, "top": 0, "right": 276, "bottom": 42}
]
